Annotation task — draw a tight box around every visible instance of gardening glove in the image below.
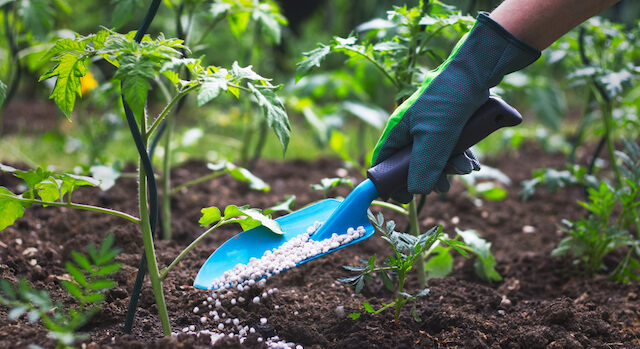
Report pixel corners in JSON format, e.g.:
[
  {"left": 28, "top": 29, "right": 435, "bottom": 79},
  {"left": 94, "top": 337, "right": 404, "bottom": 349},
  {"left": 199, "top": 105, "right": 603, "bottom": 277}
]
[{"left": 371, "top": 12, "right": 540, "bottom": 204}]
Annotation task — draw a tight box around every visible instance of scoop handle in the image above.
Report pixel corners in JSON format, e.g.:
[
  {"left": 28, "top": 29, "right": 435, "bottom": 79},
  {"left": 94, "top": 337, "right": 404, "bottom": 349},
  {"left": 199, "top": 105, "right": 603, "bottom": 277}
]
[{"left": 367, "top": 97, "right": 522, "bottom": 200}]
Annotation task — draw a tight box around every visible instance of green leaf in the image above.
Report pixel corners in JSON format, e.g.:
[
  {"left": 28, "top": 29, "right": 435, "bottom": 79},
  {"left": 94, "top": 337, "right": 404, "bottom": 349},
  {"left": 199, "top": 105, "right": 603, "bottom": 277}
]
[
  {"left": 380, "top": 271, "right": 394, "bottom": 292},
  {"left": 410, "top": 303, "right": 422, "bottom": 322},
  {"left": 224, "top": 205, "right": 283, "bottom": 235},
  {"left": 120, "top": 71, "right": 152, "bottom": 120},
  {"left": 354, "top": 276, "right": 364, "bottom": 294},
  {"left": 248, "top": 83, "right": 290, "bottom": 154},
  {"left": 296, "top": 45, "right": 331, "bottom": 82},
  {"left": 425, "top": 245, "right": 453, "bottom": 279},
  {"left": 231, "top": 61, "right": 267, "bottom": 81},
  {"left": 311, "top": 177, "right": 353, "bottom": 194},
  {"left": 475, "top": 182, "right": 507, "bottom": 201},
  {"left": 0, "top": 187, "right": 25, "bottom": 231},
  {"left": 456, "top": 229, "right": 502, "bottom": 282},
  {"left": 253, "top": 3, "right": 285, "bottom": 44},
  {"left": 40, "top": 54, "right": 87, "bottom": 119},
  {"left": 65, "top": 262, "right": 88, "bottom": 286},
  {"left": 0, "top": 279, "right": 17, "bottom": 300},
  {"left": 83, "top": 292, "right": 105, "bottom": 303},
  {"left": 197, "top": 74, "right": 228, "bottom": 106},
  {"left": 111, "top": 0, "right": 141, "bottom": 29},
  {"left": 227, "top": 166, "right": 270, "bottom": 192},
  {"left": 199, "top": 206, "right": 221, "bottom": 227},
  {"left": 98, "top": 233, "right": 116, "bottom": 258},
  {"left": 264, "top": 195, "right": 295, "bottom": 215},
  {"left": 362, "top": 301, "right": 375, "bottom": 313},
  {"left": 348, "top": 312, "right": 361, "bottom": 320},
  {"left": 87, "top": 280, "right": 116, "bottom": 291},
  {"left": 94, "top": 263, "right": 121, "bottom": 276},
  {"left": 61, "top": 280, "right": 84, "bottom": 301},
  {"left": 71, "top": 251, "right": 92, "bottom": 271}
]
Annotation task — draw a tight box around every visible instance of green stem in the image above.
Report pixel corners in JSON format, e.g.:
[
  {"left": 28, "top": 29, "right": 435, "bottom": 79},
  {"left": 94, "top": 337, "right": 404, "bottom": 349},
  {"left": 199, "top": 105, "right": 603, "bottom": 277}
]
[
  {"left": 160, "top": 220, "right": 223, "bottom": 280},
  {"left": 146, "top": 84, "right": 199, "bottom": 140},
  {"left": 138, "top": 161, "right": 171, "bottom": 335},
  {"left": 408, "top": 197, "right": 426, "bottom": 287},
  {"left": 170, "top": 171, "right": 224, "bottom": 195},
  {"left": 371, "top": 200, "right": 409, "bottom": 216},
  {"left": 0, "top": 193, "right": 140, "bottom": 224},
  {"left": 342, "top": 47, "right": 400, "bottom": 88},
  {"left": 161, "top": 113, "right": 174, "bottom": 240},
  {"left": 394, "top": 273, "right": 406, "bottom": 322}
]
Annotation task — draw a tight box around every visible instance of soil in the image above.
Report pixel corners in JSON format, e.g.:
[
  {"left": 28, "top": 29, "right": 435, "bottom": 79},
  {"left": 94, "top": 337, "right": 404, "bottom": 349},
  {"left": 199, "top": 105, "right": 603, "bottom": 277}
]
[{"left": 1, "top": 144, "right": 639, "bottom": 348}]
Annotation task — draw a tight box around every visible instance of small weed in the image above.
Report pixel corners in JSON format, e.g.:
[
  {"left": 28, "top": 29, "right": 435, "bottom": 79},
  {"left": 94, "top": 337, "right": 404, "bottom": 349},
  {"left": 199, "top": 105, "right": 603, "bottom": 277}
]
[{"left": 0, "top": 233, "right": 121, "bottom": 349}]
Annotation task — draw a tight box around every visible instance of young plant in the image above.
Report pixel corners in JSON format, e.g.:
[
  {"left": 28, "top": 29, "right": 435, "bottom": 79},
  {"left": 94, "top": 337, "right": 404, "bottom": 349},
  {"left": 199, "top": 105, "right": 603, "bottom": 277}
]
[
  {"left": 339, "top": 211, "right": 444, "bottom": 323},
  {"left": 0, "top": 233, "right": 121, "bottom": 349},
  {"left": 311, "top": 177, "right": 353, "bottom": 199},
  {"left": 552, "top": 139, "right": 640, "bottom": 282},
  {"left": 521, "top": 165, "right": 599, "bottom": 201},
  {"left": 457, "top": 165, "right": 512, "bottom": 203}
]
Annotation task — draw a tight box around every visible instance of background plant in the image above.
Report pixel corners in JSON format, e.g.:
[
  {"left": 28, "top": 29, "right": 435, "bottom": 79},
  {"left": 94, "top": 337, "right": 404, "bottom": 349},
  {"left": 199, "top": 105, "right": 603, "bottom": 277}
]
[{"left": 0, "top": 233, "right": 121, "bottom": 349}]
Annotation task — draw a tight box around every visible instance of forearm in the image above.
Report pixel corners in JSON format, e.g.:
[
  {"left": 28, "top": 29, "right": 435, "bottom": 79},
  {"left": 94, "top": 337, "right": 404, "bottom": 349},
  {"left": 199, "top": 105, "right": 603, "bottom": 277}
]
[{"left": 490, "top": 0, "right": 620, "bottom": 50}]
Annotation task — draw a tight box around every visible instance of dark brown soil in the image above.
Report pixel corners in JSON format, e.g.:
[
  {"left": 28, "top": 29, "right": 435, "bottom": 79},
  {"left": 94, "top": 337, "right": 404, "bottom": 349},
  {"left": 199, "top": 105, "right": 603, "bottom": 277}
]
[{"left": 1, "top": 145, "right": 639, "bottom": 348}]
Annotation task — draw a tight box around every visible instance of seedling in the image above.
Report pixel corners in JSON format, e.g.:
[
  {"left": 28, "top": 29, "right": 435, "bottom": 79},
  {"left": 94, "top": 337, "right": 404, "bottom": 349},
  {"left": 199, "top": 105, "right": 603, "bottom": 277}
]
[
  {"left": 552, "top": 138, "right": 640, "bottom": 282},
  {"left": 311, "top": 177, "right": 353, "bottom": 199},
  {"left": 0, "top": 233, "right": 121, "bottom": 349}
]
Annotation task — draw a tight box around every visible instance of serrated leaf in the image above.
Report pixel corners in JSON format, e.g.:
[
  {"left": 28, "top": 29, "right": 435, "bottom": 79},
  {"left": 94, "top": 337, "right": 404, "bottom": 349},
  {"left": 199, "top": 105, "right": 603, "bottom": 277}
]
[
  {"left": 199, "top": 206, "right": 222, "bottom": 227},
  {"left": 362, "top": 301, "right": 375, "bottom": 313},
  {"left": 248, "top": 83, "right": 290, "bottom": 154},
  {"left": 264, "top": 195, "right": 295, "bottom": 215},
  {"left": 231, "top": 61, "right": 267, "bottom": 81},
  {"left": 41, "top": 54, "right": 87, "bottom": 119},
  {"left": 197, "top": 74, "right": 228, "bottom": 106},
  {"left": 98, "top": 233, "right": 116, "bottom": 257},
  {"left": 224, "top": 205, "right": 283, "bottom": 234},
  {"left": 61, "top": 280, "right": 84, "bottom": 300},
  {"left": 296, "top": 45, "right": 331, "bottom": 82},
  {"left": 228, "top": 167, "right": 270, "bottom": 192},
  {"left": 121, "top": 73, "right": 151, "bottom": 120},
  {"left": 0, "top": 187, "right": 25, "bottom": 231},
  {"left": 71, "top": 251, "right": 92, "bottom": 271},
  {"left": 253, "top": 4, "right": 283, "bottom": 44}
]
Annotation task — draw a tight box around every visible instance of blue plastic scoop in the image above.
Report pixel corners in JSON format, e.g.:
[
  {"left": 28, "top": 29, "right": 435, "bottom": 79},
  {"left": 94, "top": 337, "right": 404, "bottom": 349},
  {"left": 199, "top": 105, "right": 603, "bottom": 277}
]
[{"left": 193, "top": 97, "right": 522, "bottom": 289}]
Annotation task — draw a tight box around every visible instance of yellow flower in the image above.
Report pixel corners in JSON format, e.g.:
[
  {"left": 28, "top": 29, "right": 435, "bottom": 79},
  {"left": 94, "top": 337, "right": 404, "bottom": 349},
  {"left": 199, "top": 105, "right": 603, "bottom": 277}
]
[{"left": 80, "top": 72, "right": 98, "bottom": 96}]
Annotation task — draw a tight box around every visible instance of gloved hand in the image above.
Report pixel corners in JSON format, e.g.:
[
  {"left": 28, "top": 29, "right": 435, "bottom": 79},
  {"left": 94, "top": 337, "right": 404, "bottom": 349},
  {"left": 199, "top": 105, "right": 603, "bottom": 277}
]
[{"left": 371, "top": 12, "right": 540, "bottom": 203}]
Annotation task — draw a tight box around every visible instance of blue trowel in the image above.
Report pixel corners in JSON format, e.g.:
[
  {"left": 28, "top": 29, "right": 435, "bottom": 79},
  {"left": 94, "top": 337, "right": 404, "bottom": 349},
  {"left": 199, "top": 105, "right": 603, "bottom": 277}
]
[{"left": 194, "top": 97, "right": 522, "bottom": 289}]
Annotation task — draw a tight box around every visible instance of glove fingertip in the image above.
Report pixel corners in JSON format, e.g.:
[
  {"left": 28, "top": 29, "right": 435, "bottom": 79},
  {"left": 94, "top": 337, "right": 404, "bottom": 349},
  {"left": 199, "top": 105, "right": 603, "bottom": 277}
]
[{"left": 434, "top": 174, "right": 451, "bottom": 193}]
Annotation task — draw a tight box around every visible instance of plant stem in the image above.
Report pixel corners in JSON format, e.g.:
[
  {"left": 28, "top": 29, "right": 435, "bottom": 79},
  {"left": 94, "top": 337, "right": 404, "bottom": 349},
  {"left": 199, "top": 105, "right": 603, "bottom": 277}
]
[
  {"left": 146, "top": 84, "right": 199, "bottom": 140},
  {"left": 394, "top": 274, "right": 406, "bottom": 322},
  {"left": 342, "top": 47, "right": 400, "bottom": 89},
  {"left": 408, "top": 197, "right": 426, "bottom": 287},
  {"left": 138, "top": 161, "right": 171, "bottom": 335},
  {"left": 170, "top": 171, "right": 224, "bottom": 195},
  {"left": 371, "top": 200, "right": 409, "bottom": 216},
  {"left": 0, "top": 193, "right": 140, "bottom": 224},
  {"left": 161, "top": 113, "right": 174, "bottom": 240},
  {"left": 160, "top": 220, "right": 223, "bottom": 280}
]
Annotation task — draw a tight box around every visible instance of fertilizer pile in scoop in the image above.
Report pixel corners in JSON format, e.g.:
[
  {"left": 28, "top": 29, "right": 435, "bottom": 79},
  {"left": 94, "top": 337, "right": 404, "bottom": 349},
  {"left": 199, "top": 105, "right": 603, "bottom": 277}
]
[{"left": 207, "top": 223, "right": 366, "bottom": 290}]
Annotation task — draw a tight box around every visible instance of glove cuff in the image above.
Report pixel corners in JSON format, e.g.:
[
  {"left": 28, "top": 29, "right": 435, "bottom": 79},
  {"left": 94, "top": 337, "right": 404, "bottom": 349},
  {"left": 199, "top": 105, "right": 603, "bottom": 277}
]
[{"left": 470, "top": 12, "right": 542, "bottom": 86}]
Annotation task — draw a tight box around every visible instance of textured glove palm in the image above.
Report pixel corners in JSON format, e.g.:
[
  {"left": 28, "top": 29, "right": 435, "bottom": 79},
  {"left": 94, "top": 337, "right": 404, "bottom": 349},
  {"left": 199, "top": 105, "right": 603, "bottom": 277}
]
[{"left": 371, "top": 13, "right": 540, "bottom": 203}]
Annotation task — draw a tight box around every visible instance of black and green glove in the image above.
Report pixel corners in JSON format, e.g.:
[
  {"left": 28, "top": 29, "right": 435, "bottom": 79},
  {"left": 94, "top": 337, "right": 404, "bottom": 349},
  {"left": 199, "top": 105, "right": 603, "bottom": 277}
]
[{"left": 372, "top": 12, "right": 540, "bottom": 203}]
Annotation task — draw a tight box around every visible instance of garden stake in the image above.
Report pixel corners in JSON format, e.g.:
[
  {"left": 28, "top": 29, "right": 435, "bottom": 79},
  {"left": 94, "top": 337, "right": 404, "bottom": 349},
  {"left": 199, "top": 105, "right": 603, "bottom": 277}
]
[{"left": 194, "top": 97, "right": 522, "bottom": 288}]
